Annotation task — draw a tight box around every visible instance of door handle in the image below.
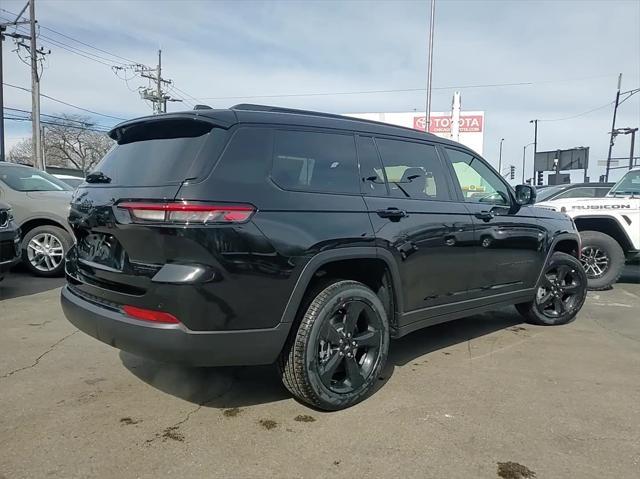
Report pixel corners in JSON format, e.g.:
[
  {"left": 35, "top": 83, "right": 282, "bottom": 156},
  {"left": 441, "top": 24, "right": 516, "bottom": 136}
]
[
  {"left": 474, "top": 211, "right": 494, "bottom": 221},
  {"left": 376, "top": 208, "right": 407, "bottom": 221}
]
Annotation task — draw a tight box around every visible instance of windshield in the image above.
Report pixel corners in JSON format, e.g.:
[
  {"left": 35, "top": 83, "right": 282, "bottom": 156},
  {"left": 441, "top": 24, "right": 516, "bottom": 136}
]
[
  {"left": 535, "top": 184, "right": 568, "bottom": 202},
  {"left": 0, "top": 165, "right": 73, "bottom": 192},
  {"left": 609, "top": 170, "right": 640, "bottom": 196}
]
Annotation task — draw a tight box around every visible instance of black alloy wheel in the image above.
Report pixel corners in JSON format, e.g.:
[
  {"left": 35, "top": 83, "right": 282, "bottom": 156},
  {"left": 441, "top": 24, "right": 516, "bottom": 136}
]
[{"left": 278, "top": 280, "right": 390, "bottom": 410}]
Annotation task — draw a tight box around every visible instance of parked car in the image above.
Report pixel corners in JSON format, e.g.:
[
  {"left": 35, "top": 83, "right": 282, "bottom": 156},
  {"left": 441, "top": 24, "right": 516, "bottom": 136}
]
[
  {"left": 61, "top": 105, "right": 587, "bottom": 410},
  {"left": 0, "top": 201, "right": 21, "bottom": 281},
  {"left": 0, "top": 162, "right": 74, "bottom": 276},
  {"left": 537, "top": 167, "right": 640, "bottom": 290},
  {"left": 53, "top": 174, "right": 85, "bottom": 189},
  {"left": 535, "top": 182, "right": 613, "bottom": 203}
]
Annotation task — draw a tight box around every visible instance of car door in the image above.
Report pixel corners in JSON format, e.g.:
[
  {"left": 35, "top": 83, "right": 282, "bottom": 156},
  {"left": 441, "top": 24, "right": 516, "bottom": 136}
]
[
  {"left": 441, "top": 146, "right": 546, "bottom": 298},
  {"left": 357, "top": 135, "right": 476, "bottom": 316}
]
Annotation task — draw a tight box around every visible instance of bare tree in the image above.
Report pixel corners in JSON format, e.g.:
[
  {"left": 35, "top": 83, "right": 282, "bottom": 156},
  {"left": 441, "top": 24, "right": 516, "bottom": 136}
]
[{"left": 7, "top": 114, "right": 114, "bottom": 173}]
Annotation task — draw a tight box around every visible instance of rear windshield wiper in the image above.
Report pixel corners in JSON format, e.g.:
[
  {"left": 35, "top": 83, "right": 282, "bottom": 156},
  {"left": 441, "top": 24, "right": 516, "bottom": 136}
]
[{"left": 85, "top": 171, "right": 112, "bottom": 184}]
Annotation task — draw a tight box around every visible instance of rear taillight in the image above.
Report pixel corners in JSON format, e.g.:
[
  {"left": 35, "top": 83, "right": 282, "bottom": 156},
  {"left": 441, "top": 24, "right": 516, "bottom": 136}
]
[
  {"left": 122, "top": 305, "right": 180, "bottom": 324},
  {"left": 117, "top": 201, "right": 255, "bottom": 224}
]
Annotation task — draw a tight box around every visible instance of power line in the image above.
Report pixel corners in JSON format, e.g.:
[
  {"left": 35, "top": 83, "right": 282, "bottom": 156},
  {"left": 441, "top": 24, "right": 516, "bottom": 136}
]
[
  {"left": 538, "top": 101, "right": 616, "bottom": 122},
  {"left": 5, "top": 107, "right": 113, "bottom": 129},
  {"left": 4, "top": 116, "right": 110, "bottom": 132},
  {"left": 3, "top": 82, "right": 127, "bottom": 121},
  {"left": 194, "top": 74, "right": 617, "bottom": 101}
]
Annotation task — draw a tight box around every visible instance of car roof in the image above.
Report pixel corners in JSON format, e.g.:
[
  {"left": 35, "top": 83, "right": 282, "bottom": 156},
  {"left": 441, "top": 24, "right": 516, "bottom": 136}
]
[
  {"left": 109, "top": 104, "right": 464, "bottom": 149},
  {"left": 53, "top": 174, "right": 84, "bottom": 179}
]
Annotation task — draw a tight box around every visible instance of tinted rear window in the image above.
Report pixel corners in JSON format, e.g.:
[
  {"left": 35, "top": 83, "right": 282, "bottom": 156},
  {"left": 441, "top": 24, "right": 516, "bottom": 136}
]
[
  {"left": 91, "top": 120, "right": 217, "bottom": 186},
  {"left": 271, "top": 130, "right": 359, "bottom": 194}
]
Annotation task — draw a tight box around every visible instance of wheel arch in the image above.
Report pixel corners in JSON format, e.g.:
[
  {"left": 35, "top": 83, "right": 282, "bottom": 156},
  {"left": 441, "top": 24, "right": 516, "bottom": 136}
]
[
  {"left": 573, "top": 215, "right": 632, "bottom": 252},
  {"left": 19, "top": 217, "right": 72, "bottom": 240},
  {"left": 279, "top": 247, "right": 403, "bottom": 331}
]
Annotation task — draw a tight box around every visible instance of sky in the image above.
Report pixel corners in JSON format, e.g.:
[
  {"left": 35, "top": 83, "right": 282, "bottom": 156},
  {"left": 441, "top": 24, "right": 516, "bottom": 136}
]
[{"left": 2, "top": 0, "right": 639, "bottom": 183}]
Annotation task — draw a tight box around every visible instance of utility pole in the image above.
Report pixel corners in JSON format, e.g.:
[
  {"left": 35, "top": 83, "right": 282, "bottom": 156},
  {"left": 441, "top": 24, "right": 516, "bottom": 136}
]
[
  {"left": 522, "top": 142, "right": 534, "bottom": 183},
  {"left": 28, "top": 0, "right": 44, "bottom": 170},
  {"left": 424, "top": 0, "right": 436, "bottom": 132},
  {"left": 135, "top": 50, "right": 180, "bottom": 114},
  {"left": 605, "top": 74, "right": 622, "bottom": 182},
  {"left": 498, "top": 138, "right": 504, "bottom": 173}
]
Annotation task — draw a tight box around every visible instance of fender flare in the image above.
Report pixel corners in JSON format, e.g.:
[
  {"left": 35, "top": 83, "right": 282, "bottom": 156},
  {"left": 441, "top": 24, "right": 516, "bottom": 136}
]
[
  {"left": 279, "top": 247, "right": 403, "bottom": 324},
  {"left": 534, "top": 232, "right": 581, "bottom": 286},
  {"left": 572, "top": 215, "right": 634, "bottom": 251}
]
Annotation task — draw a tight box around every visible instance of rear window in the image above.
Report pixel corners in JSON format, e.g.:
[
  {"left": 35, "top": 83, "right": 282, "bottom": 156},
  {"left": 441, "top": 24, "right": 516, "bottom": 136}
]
[
  {"left": 91, "top": 120, "right": 217, "bottom": 186},
  {"left": 271, "top": 130, "right": 359, "bottom": 194},
  {"left": 0, "top": 165, "right": 73, "bottom": 192}
]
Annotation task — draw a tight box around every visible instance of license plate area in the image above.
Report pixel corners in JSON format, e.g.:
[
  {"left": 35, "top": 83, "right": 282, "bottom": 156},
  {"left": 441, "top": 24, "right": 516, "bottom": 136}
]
[{"left": 78, "top": 233, "right": 125, "bottom": 271}]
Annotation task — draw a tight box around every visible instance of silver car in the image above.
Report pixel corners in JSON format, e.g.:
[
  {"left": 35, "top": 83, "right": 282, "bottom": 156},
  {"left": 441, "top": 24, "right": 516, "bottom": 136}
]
[{"left": 0, "top": 162, "right": 74, "bottom": 277}]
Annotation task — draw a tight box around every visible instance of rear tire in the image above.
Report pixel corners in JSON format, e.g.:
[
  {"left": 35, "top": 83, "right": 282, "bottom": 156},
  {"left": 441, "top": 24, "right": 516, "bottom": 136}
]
[
  {"left": 278, "top": 280, "right": 390, "bottom": 411},
  {"left": 21, "top": 225, "right": 71, "bottom": 277},
  {"left": 579, "top": 230, "right": 625, "bottom": 290},
  {"left": 516, "top": 252, "right": 587, "bottom": 326}
]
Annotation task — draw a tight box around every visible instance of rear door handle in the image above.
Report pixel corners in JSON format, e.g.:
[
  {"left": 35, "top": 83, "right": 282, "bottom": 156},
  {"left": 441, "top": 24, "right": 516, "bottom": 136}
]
[
  {"left": 377, "top": 208, "right": 407, "bottom": 221},
  {"left": 474, "top": 211, "right": 494, "bottom": 221}
]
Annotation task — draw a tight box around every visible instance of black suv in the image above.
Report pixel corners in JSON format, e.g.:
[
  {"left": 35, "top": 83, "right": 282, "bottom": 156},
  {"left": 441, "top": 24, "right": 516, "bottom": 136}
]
[{"left": 61, "top": 105, "right": 587, "bottom": 410}]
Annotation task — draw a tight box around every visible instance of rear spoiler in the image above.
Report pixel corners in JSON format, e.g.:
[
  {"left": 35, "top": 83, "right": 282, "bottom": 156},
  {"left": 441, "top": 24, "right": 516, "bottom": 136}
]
[{"left": 108, "top": 110, "right": 238, "bottom": 142}]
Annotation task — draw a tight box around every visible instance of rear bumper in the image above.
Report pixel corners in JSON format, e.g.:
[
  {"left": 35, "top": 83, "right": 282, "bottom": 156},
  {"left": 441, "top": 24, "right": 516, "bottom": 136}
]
[
  {"left": 0, "top": 225, "right": 21, "bottom": 274},
  {"left": 60, "top": 285, "right": 292, "bottom": 367}
]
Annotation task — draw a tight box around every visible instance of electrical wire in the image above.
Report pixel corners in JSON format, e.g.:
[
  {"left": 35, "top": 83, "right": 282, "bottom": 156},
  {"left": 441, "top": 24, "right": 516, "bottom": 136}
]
[
  {"left": 5, "top": 107, "right": 114, "bottom": 129},
  {"left": 3, "top": 82, "right": 128, "bottom": 121},
  {"left": 538, "top": 101, "right": 615, "bottom": 122}
]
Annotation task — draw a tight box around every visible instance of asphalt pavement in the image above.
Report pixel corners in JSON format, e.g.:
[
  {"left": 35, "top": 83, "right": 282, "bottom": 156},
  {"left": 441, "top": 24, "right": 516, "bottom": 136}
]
[{"left": 0, "top": 266, "right": 639, "bottom": 478}]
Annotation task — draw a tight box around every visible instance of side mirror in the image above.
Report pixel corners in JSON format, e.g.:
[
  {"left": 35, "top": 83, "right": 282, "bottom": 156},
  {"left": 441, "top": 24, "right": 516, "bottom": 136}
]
[{"left": 515, "top": 184, "right": 536, "bottom": 205}]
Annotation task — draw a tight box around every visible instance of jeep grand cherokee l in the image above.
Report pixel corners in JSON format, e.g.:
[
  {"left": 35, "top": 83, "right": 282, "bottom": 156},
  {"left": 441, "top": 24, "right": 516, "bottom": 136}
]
[{"left": 61, "top": 105, "right": 587, "bottom": 410}]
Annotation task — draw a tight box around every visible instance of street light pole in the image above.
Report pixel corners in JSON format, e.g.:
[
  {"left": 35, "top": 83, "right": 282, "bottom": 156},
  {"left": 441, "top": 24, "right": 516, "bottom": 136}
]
[
  {"left": 424, "top": 0, "right": 436, "bottom": 132},
  {"left": 498, "top": 138, "right": 504, "bottom": 174},
  {"left": 529, "top": 119, "right": 538, "bottom": 179},
  {"left": 522, "top": 142, "right": 534, "bottom": 183}
]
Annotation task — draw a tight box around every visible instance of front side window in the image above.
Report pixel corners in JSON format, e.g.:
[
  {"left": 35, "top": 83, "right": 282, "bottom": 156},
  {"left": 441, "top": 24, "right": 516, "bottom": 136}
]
[
  {"left": 272, "top": 130, "right": 359, "bottom": 194},
  {"left": 445, "top": 148, "right": 510, "bottom": 206},
  {"left": 0, "top": 165, "right": 73, "bottom": 192},
  {"left": 375, "top": 138, "right": 449, "bottom": 200},
  {"left": 609, "top": 170, "right": 640, "bottom": 196}
]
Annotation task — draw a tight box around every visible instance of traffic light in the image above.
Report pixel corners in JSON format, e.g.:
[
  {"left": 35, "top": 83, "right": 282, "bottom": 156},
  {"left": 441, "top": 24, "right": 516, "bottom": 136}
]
[
  {"left": 509, "top": 165, "right": 515, "bottom": 180},
  {"left": 537, "top": 171, "right": 544, "bottom": 186}
]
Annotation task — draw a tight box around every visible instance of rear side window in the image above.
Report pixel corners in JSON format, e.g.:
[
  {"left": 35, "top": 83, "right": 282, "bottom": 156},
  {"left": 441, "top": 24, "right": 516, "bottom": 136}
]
[
  {"left": 272, "top": 130, "right": 359, "bottom": 194},
  {"left": 375, "top": 138, "right": 450, "bottom": 200},
  {"left": 91, "top": 120, "right": 219, "bottom": 186}
]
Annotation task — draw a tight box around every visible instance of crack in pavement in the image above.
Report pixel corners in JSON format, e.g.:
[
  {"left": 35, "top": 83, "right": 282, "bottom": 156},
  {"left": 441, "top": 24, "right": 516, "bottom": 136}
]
[
  {"left": 0, "top": 330, "right": 78, "bottom": 379},
  {"left": 146, "top": 374, "right": 238, "bottom": 445}
]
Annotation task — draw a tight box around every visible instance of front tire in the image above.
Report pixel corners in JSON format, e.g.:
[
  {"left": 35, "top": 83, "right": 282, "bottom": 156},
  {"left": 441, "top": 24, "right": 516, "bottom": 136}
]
[
  {"left": 278, "top": 280, "right": 390, "bottom": 411},
  {"left": 21, "top": 225, "right": 71, "bottom": 277},
  {"left": 516, "top": 252, "right": 587, "bottom": 326},
  {"left": 579, "top": 230, "right": 625, "bottom": 290}
]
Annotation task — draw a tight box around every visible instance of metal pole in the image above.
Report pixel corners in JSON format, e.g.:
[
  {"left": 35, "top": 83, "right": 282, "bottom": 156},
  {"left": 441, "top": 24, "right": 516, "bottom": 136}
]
[
  {"left": 605, "top": 73, "right": 622, "bottom": 182},
  {"left": 498, "top": 138, "right": 504, "bottom": 173},
  {"left": 157, "top": 49, "right": 162, "bottom": 114},
  {"left": 530, "top": 119, "right": 538, "bottom": 180},
  {"left": 630, "top": 129, "right": 637, "bottom": 170},
  {"left": 0, "top": 25, "right": 5, "bottom": 162},
  {"left": 29, "top": 0, "right": 43, "bottom": 170},
  {"left": 424, "top": 0, "right": 435, "bottom": 132},
  {"left": 521, "top": 145, "right": 526, "bottom": 183}
]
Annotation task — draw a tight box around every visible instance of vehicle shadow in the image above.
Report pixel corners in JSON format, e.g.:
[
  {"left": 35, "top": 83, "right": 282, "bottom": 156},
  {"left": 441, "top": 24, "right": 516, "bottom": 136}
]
[
  {"left": 120, "top": 307, "right": 524, "bottom": 409},
  {"left": 0, "top": 264, "right": 66, "bottom": 301},
  {"left": 619, "top": 264, "right": 640, "bottom": 285}
]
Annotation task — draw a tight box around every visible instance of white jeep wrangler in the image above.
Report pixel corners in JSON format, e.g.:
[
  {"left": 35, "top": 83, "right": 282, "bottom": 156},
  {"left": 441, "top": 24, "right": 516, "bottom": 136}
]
[{"left": 537, "top": 167, "right": 640, "bottom": 290}]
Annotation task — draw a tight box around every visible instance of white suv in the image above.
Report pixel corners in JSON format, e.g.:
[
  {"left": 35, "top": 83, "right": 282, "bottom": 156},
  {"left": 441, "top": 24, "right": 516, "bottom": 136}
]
[{"left": 536, "top": 167, "right": 640, "bottom": 290}]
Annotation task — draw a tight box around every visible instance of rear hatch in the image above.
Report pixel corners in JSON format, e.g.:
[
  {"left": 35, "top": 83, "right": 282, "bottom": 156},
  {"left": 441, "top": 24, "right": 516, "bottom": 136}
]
[{"left": 66, "top": 115, "right": 237, "bottom": 324}]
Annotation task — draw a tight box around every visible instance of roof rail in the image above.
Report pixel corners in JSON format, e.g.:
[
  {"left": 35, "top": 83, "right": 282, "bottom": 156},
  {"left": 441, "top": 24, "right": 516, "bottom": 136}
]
[
  {"left": 230, "top": 103, "right": 435, "bottom": 136},
  {"left": 231, "top": 104, "right": 349, "bottom": 121},
  {"left": 193, "top": 104, "right": 213, "bottom": 110}
]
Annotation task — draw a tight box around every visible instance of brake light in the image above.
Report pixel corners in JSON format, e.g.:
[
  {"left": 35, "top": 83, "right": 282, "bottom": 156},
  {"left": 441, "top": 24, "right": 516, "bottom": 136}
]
[
  {"left": 122, "top": 305, "right": 180, "bottom": 324},
  {"left": 118, "top": 201, "right": 255, "bottom": 224}
]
